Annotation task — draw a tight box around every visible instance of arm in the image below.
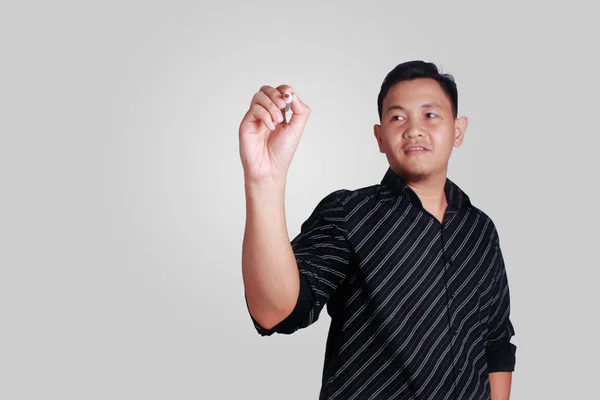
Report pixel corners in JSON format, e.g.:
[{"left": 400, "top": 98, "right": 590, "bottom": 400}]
[
  {"left": 238, "top": 84, "right": 318, "bottom": 333},
  {"left": 489, "top": 372, "right": 512, "bottom": 400},
  {"left": 239, "top": 84, "right": 352, "bottom": 336},
  {"left": 485, "top": 233, "right": 517, "bottom": 397},
  {"left": 242, "top": 181, "right": 300, "bottom": 331},
  {"left": 243, "top": 189, "right": 353, "bottom": 336}
]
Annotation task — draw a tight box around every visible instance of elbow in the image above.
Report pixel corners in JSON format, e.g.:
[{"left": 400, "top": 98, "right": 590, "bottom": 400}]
[
  {"left": 254, "top": 316, "right": 278, "bottom": 331},
  {"left": 249, "top": 303, "right": 295, "bottom": 331},
  {"left": 245, "top": 272, "right": 311, "bottom": 335}
]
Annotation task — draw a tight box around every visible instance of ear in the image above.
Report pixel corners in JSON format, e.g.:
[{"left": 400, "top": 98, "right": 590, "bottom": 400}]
[
  {"left": 453, "top": 116, "right": 468, "bottom": 147},
  {"left": 374, "top": 124, "right": 384, "bottom": 153}
]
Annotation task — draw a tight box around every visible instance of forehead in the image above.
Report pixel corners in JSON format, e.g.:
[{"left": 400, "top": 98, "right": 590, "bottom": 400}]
[{"left": 384, "top": 78, "right": 452, "bottom": 109}]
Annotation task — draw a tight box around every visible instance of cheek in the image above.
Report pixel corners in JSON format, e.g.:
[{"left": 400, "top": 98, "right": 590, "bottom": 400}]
[
  {"left": 380, "top": 134, "right": 396, "bottom": 147},
  {"left": 432, "top": 127, "right": 456, "bottom": 147}
]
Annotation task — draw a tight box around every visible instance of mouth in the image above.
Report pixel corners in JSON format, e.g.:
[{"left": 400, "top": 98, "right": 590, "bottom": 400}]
[{"left": 404, "top": 146, "right": 430, "bottom": 154}]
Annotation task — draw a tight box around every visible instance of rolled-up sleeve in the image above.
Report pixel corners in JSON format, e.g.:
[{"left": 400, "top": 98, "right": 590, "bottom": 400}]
[
  {"left": 247, "top": 190, "right": 354, "bottom": 336},
  {"left": 485, "top": 235, "right": 517, "bottom": 372}
]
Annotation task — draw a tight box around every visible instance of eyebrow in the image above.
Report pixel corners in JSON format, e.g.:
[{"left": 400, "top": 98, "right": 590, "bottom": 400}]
[{"left": 386, "top": 102, "right": 443, "bottom": 114}]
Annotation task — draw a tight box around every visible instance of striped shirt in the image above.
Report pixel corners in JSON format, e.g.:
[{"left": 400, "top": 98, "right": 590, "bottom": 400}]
[{"left": 247, "top": 167, "right": 516, "bottom": 400}]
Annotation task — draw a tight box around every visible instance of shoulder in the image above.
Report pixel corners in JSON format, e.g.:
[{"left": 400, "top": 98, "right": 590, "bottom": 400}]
[
  {"left": 448, "top": 179, "right": 502, "bottom": 252},
  {"left": 465, "top": 202, "right": 503, "bottom": 248},
  {"left": 448, "top": 178, "right": 501, "bottom": 242},
  {"left": 315, "top": 182, "right": 389, "bottom": 213}
]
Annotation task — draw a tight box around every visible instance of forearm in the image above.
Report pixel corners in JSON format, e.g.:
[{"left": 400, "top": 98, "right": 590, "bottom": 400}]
[
  {"left": 489, "top": 372, "right": 512, "bottom": 400},
  {"left": 242, "top": 181, "right": 299, "bottom": 330}
]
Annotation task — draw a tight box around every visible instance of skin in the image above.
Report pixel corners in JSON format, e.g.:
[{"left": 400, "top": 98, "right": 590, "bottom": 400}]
[
  {"left": 374, "top": 78, "right": 511, "bottom": 398},
  {"left": 490, "top": 372, "right": 512, "bottom": 399},
  {"left": 240, "top": 80, "right": 512, "bottom": 398},
  {"left": 374, "top": 77, "right": 467, "bottom": 223},
  {"left": 240, "top": 85, "right": 312, "bottom": 330}
]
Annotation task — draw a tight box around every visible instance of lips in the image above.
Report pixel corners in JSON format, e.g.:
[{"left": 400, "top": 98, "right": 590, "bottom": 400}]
[{"left": 404, "top": 145, "right": 430, "bottom": 152}]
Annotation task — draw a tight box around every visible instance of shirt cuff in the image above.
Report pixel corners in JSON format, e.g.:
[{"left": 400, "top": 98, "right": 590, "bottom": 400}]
[
  {"left": 246, "top": 271, "right": 314, "bottom": 336},
  {"left": 486, "top": 338, "right": 517, "bottom": 372}
]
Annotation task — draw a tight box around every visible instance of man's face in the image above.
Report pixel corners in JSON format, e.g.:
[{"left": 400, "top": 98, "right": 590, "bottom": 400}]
[{"left": 374, "top": 78, "right": 468, "bottom": 181}]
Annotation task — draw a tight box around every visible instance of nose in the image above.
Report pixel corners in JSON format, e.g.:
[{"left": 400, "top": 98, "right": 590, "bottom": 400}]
[{"left": 403, "top": 121, "right": 424, "bottom": 139}]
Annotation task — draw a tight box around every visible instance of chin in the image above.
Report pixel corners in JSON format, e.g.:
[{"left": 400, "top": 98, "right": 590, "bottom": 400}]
[
  {"left": 393, "top": 163, "right": 431, "bottom": 181},
  {"left": 403, "top": 170, "right": 432, "bottom": 182}
]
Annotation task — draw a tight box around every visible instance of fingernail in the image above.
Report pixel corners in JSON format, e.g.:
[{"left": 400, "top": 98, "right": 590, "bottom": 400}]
[{"left": 275, "top": 112, "right": 283, "bottom": 122}]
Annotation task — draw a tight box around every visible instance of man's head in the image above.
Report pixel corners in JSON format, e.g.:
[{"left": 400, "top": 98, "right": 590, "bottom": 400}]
[{"left": 374, "top": 60, "right": 468, "bottom": 182}]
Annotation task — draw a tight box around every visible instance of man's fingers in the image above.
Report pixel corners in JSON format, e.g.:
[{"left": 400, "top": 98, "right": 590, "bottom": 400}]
[
  {"left": 287, "top": 92, "right": 311, "bottom": 135},
  {"left": 249, "top": 103, "right": 276, "bottom": 131},
  {"left": 289, "top": 92, "right": 308, "bottom": 114},
  {"left": 252, "top": 91, "right": 283, "bottom": 125},
  {"left": 261, "top": 85, "right": 288, "bottom": 110},
  {"left": 244, "top": 84, "right": 308, "bottom": 134}
]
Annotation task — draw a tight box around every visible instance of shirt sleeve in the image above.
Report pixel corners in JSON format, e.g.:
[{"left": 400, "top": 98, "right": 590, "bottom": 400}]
[
  {"left": 485, "top": 233, "right": 517, "bottom": 372},
  {"left": 247, "top": 190, "right": 354, "bottom": 336}
]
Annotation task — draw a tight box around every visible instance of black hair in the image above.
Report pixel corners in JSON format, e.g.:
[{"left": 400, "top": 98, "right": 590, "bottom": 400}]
[{"left": 377, "top": 60, "right": 458, "bottom": 121}]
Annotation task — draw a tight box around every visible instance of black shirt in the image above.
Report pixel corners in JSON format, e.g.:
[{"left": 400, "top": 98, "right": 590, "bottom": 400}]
[{"left": 247, "top": 167, "right": 516, "bottom": 400}]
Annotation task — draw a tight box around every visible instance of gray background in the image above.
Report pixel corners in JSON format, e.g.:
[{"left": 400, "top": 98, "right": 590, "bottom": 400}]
[{"left": 1, "top": 1, "right": 598, "bottom": 398}]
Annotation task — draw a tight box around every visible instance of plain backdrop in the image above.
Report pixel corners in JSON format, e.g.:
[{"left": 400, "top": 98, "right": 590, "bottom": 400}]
[{"left": 1, "top": 1, "right": 598, "bottom": 399}]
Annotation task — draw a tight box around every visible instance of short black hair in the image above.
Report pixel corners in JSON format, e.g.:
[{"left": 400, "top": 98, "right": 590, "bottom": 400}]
[{"left": 377, "top": 60, "right": 458, "bottom": 121}]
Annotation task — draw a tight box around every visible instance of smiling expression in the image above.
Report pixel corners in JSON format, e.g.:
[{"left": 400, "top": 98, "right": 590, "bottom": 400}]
[{"left": 374, "top": 78, "right": 468, "bottom": 181}]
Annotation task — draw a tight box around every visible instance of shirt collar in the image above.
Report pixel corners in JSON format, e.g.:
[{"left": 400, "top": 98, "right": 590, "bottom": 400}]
[{"left": 380, "top": 167, "right": 471, "bottom": 212}]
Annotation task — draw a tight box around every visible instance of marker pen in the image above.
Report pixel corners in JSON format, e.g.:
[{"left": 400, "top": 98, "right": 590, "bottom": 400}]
[{"left": 282, "top": 92, "right": 293, "bottom": 123}]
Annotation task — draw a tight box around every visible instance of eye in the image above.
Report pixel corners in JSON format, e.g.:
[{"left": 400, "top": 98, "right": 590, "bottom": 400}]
[
  {"left": 425, "top": 112, "right": 437, "bottom": 118},
  {"left": 392, "top": 115, "right": 405, "bottom": 121}
]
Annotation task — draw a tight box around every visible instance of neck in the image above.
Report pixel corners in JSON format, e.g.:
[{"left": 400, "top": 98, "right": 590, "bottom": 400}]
[{"left": 404, "top": 172, "right": 448, "bottom": 211}]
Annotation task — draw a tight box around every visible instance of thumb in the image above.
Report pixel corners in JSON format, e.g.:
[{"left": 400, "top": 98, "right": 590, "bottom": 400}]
[{"left": 287, "top": 92, "right": 311, "bottom": 136}]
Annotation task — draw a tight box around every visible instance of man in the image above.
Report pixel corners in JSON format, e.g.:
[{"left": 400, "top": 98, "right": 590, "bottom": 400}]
[{"left": 239, "top": 60, "right": 516, "bottom": 400}]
